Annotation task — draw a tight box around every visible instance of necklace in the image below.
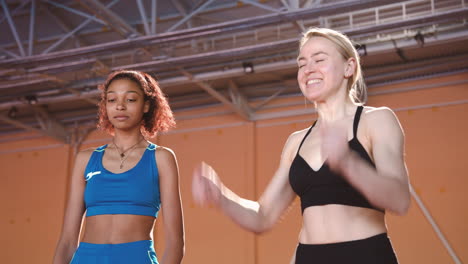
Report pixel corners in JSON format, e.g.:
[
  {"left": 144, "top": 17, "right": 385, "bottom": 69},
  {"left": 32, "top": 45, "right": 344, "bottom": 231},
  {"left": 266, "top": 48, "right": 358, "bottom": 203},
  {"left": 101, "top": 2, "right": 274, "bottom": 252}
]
[{"left": 112, "top": 137, "right": 145, "bottom": 169}]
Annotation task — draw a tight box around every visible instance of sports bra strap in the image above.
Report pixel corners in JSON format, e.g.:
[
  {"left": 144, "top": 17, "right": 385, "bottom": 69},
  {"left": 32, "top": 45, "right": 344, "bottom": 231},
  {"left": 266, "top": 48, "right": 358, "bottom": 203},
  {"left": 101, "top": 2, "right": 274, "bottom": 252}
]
[
  {"left": 296, "top": 121, "right": 317, "bottom": 155},
  {"left": 297, "top": 106, "right": 363, "bottom": 155},
  {"left": 353, "top": 106, "right": 364, "bottom": 138},
  {"left": 146, "top": 143, "right": 157, "bottom": 151}
]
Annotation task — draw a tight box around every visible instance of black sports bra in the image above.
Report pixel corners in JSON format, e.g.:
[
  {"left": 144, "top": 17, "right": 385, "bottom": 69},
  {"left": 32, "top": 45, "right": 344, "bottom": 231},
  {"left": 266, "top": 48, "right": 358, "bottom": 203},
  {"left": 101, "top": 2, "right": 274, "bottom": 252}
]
[{"left": 289, "top": 106, "right": 383, "bottom": 213}]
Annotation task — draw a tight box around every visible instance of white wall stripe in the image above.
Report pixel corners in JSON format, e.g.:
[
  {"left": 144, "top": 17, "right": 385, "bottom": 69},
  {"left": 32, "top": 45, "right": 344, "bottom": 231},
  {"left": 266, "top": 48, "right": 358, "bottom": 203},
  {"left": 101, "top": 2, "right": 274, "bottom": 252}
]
[{"left": 410, "top": 184, "right": 462, "bottom": 264}]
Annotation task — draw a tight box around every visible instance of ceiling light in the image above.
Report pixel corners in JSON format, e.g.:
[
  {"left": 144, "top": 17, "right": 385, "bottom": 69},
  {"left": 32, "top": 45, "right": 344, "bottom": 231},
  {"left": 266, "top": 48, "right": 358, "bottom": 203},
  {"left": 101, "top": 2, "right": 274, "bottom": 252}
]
[
  {"left": 355, "top": 43, "right": 367, "bottom": 57},
  {"left": 7, "top": 106, "right": 18, "bottom": 119},
  {"left": 414, "top": 31, "right": 425, "bottom": 47},
  {"left": 242, "top": 62, "right": 254, "bottom": 74},
  {"left": 25, "top": 95, "right": 38, "bottom": 105}
]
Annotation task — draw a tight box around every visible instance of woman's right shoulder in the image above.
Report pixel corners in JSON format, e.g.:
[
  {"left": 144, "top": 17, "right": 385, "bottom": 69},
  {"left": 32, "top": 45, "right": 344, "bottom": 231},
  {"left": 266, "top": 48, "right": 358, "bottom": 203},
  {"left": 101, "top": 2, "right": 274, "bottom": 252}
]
[
  {"left": 285, "top": 127, "right": 310, "bottom": 147},
  {"left": 282, "top": 127, "right": 310, "bottom": 161},
  {"left": 74, "top": 146, "right": 102, "bottom": 165}
]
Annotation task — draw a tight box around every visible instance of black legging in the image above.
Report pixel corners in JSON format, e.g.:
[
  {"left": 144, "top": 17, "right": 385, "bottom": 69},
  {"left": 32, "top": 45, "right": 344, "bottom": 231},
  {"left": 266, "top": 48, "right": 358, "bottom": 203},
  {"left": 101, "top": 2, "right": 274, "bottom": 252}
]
[{"left": 295, "top": 233, "right": 398, "bottom": 264}]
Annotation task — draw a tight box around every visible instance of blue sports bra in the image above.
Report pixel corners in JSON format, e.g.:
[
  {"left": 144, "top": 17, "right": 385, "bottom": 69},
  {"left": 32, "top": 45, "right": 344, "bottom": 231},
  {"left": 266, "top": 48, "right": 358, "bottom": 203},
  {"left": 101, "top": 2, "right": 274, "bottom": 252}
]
[
  {"left": 289, "top": 106, "right": 383, "bottom": 213},
  {"left": 84, "top": 143, "right": 161, "bottom": 217}
]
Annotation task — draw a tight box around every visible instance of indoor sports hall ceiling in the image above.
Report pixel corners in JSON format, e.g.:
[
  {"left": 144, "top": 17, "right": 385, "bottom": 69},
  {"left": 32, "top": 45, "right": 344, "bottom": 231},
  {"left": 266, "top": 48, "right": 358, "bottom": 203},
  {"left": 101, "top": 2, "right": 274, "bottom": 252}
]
[{"left": 0, "top": 0, "right": 467, "bottom": 143}]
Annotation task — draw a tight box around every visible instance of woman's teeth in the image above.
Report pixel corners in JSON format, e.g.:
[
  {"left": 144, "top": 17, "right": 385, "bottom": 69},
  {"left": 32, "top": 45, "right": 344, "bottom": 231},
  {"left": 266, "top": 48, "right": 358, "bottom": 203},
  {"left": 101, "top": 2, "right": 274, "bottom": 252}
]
[{"left": 307, "top": 79, "right": 321, "bottom": 85}]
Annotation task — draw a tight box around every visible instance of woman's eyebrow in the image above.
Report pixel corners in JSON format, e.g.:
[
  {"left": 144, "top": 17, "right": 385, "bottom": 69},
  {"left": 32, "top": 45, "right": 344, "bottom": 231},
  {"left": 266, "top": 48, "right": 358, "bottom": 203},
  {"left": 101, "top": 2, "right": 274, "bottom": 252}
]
[{"left": 297, "top": 51, "right": 329, "bottom": 61}]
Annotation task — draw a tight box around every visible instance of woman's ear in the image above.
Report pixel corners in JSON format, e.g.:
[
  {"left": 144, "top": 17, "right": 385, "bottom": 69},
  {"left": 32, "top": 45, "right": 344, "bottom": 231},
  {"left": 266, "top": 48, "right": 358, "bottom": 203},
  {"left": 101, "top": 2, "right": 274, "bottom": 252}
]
[{"left": 345, "top": 58, "right": 356, "bottom": 78}]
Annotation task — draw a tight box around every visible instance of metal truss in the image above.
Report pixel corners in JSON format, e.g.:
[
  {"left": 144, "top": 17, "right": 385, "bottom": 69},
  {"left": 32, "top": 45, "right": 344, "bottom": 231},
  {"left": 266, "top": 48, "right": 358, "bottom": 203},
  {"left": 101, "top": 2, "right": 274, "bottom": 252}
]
[{"left": 0, "top": 0, "right": 467, "bottom": 143}]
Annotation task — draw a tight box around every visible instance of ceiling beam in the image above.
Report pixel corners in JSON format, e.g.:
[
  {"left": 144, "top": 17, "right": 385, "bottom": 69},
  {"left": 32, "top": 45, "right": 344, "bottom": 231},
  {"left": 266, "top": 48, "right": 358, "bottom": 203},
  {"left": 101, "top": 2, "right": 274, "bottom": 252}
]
[
  {"left": 28, "top": 0, "right": 36, "bottom": 56},
  {"left": 3, "top": 31, "right": 466, "bottom": 111},
  {"left": 45, "top": 0, "right": 106, "bottom": 25},
  {"left": 0, "top": 46, "right": 20, "bottom": 59},
  {"left": 0, "top": 0, "right": 26, "bottom": 56},
  {"left": 303, "top": 0, "right": 320, "bottom": 8},
  {"left": 41, "top": 0, "right": 120, "bottom": 54},
  {"left": 228, "top": 79, "right": 253, "bottom": 118},
  {"left": 65, "top": 88, "right": 99, "bottom": 105},
  {"left": 171, "top": 0, "right": 199, "bottom": 50},
  {"left": 0, "top": 109, "right": 69, "bottom": 143},
  {"left": 0, "top": 78, "right": 53, "bottom": 90},
  {"left": 167, "top": 0, "right": 215, "bottom": 32},
  {"left": 78, "top": 0, "right": 140, "bottom": 38},
  {"left": 171, "top": 0, "right": 193, "bottom": 28},
  {"left": 0, "top": 68, "right": 19, "bottom": 77},
  {"left": 117, "top": 9, "right": 468, "bottom": 72},
  {"left": 26, "top": 58, "right": 96, "bottom": 74},
  {"left": 0, "top": 114, "right": 43, "bottom": 134},
  {"left": 239, "top": 0, "right": 282, "bottom": 13},
  {"left": 0, "top": 0, "right": 29, "bottom": 26},
  {"left": 31, "top": 105, "right": 69, "bottom": 143},
  {"left": 151, "top": 0, "right": 157, "bottom": 34},
  {"left": 366, "top": 53, "right": 468, "bottom": 84},
  {"left": 0, "top": 0, "right": 429, "bottom": 67},
  {"left": 114, "top": 38, "right": 296, "bottom": 72},
  {"left": 179, "top": 68, "right": 252, "bottom": 120},
  {"left": 1, "top": 25, "right": 466, "bottom": 111},
  {"left": 252, "top": 86, "right": 287, "bottom": 111},
  {"left": 42, "top": 5, "right": 89, "bottom": 48},
  {"left": 280, "top": 0, "right": 305, "bottom": 32},
  {"left": 136, "top": 0, "right": 151, "bottom": 35}
]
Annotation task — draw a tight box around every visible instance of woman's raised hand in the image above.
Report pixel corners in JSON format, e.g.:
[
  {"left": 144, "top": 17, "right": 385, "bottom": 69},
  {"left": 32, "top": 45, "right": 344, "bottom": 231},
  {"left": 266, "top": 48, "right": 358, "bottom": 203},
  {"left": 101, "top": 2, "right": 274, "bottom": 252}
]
[
  {"left": 192, "top": 161, "right": 224, "bottom": 208},
  {"left": 320, "top": 120, "right": 351, "bottom": 173}
]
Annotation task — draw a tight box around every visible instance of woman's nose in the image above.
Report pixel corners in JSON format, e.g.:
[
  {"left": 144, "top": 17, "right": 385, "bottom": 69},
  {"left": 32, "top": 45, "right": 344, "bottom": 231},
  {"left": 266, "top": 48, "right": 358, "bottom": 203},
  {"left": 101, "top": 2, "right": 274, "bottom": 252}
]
[
  {"left": 304, "top": 62, "right": 316, "bottom": 74},
  {"left": 116, "top": 100, "right": 126, "bottom": 110}
]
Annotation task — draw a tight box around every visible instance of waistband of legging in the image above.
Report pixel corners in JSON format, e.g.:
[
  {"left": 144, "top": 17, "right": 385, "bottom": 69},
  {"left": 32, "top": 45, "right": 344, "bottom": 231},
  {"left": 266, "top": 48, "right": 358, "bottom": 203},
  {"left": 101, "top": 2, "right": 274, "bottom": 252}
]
[
  {"left": 78, "top": 240, "right": 153, "bottom": 249},
  {"left": 298, "top": 233, "right": 389, "bottom": 248}
]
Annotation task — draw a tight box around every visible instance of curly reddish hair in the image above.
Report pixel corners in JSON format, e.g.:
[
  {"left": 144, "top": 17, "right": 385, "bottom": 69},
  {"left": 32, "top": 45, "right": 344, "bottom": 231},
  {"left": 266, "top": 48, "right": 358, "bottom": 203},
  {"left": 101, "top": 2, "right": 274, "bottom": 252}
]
[{"left": 97, "top": 70, "right": 175, "bottom": 138}]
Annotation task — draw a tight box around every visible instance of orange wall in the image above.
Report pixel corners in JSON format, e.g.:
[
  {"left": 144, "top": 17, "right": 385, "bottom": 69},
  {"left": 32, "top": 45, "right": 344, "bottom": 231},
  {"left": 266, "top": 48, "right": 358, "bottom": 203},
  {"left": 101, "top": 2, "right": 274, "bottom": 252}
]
[
  {"left": 0, "top": 138, "right": 70, "bottom": 263},
  {"left": 1, "top": 72, "right": 467, "bottom": 263}
]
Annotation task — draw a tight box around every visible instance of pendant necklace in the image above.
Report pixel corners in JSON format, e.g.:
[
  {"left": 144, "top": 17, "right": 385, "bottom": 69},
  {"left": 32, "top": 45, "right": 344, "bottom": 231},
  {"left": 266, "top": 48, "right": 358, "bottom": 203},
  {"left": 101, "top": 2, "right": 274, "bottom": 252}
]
[{"left": 113, "top": 137, "right": 145, "bottom": 169}]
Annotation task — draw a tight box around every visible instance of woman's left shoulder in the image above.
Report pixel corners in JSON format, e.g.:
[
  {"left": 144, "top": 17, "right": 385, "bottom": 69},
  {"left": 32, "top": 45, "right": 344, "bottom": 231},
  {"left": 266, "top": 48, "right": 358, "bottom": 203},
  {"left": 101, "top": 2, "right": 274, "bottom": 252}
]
[
  {"left": 361, "top": 106, "right": 404, "bottom": 139},
  {"left": 361, "top": 106, "right": 399, "bottom": 123},
  {"left": 154, "top": 144, "right": 177, "bottom": 162}
]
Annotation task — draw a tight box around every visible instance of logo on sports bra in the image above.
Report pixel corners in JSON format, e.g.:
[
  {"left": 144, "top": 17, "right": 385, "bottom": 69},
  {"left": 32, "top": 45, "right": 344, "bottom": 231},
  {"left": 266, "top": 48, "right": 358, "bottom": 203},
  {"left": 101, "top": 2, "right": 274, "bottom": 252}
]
[{"left": 85, "top": 171, "right": 101, "bottom": 181}]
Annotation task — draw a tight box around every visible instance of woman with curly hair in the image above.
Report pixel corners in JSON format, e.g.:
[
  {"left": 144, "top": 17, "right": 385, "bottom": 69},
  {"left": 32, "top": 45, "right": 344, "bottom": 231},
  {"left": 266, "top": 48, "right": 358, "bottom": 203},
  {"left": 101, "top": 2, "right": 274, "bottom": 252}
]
[{"left": 53, "top": 70, "right": 184, "bottom": 264}]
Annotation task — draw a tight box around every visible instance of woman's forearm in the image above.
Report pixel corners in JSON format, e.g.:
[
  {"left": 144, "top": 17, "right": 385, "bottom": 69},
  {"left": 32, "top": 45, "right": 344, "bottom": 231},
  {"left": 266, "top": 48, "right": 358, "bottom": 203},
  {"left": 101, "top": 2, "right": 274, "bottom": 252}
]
[
  {"left": 53, "top": 240, "right": 77, "bottom": 264},
  {"left": 161, "top": 239, "right": 184, "bottom": 264},
  {"left": 340, "top": 152, "right": 410, "bottom": 215},
  {"left": 219, "top": 186, "right": 272, "bottom": 234}
]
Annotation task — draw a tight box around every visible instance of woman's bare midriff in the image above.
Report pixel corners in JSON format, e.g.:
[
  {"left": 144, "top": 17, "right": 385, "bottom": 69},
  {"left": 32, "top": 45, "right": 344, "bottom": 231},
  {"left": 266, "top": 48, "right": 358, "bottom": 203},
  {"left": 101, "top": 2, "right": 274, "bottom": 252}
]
[
  {"left": 299, "top": 204, "right": 386, "bottom": 244},
  {"left": 81, "top": 214, "right": 156, "bottom": 244}
]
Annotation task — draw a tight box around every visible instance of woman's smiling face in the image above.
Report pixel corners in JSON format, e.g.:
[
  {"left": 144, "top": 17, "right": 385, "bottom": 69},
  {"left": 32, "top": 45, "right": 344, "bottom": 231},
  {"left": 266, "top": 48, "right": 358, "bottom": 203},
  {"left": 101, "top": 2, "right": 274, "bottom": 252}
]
[{"left": 297, "top": 36, "right": 353, "bottom": 103}]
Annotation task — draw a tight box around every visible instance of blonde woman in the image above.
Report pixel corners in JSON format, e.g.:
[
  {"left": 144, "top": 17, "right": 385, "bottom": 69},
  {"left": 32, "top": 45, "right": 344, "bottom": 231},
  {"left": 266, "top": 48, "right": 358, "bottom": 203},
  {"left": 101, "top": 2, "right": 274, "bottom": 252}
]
[{"left": 192, "top": 28, "right": 409, "bottom": 264}]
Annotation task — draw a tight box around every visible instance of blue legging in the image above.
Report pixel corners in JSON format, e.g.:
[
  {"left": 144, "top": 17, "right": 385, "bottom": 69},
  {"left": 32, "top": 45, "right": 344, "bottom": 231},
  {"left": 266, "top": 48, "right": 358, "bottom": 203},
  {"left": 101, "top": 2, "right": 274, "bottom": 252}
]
[{"left": 70, "top": 240, "right": 158, "bottom": 264}]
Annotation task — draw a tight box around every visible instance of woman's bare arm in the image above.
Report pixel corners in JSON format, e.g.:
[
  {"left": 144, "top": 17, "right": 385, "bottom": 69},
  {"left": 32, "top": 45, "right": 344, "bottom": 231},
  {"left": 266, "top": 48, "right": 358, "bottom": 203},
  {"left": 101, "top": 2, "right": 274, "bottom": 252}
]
[
  {"left": 52, "top": 150, "right": 91, "bottom": 264},
  {"left": 157, "top": 147, "right": 185, "bottom": 264},
  {"left": 192, "top": 132, "right": 302, "bottom": 233}
]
